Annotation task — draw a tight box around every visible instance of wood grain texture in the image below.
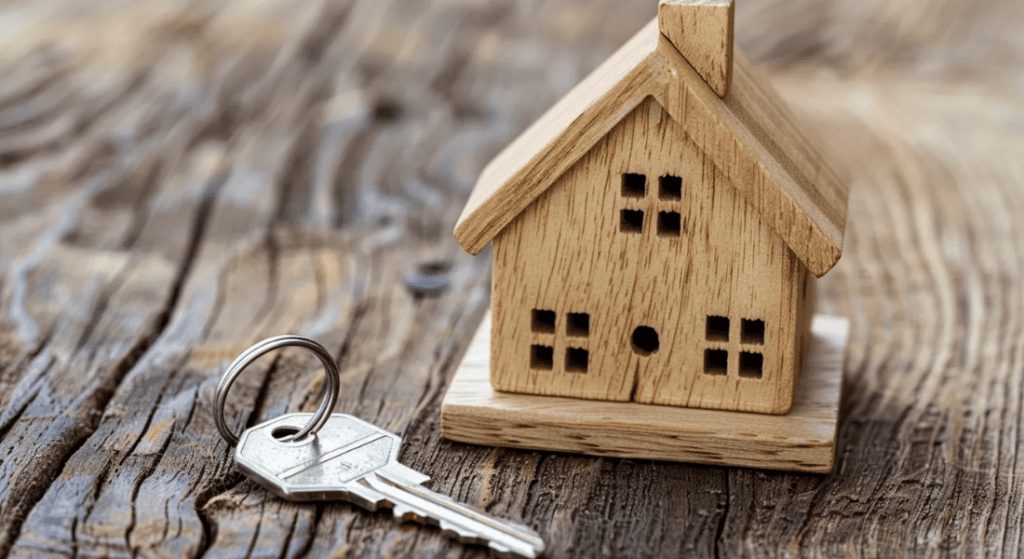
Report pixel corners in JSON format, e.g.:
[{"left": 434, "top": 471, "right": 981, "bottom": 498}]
[
  {"left": 0, "top": 0, "right": 1022, "bottom": 557},
  {"left": 658, "top": 0, "right": 735, "bottom": 97},
  {"left": 490, "top": 96, "right": 805, "bottom": 413},
  {"left": 442, "top": 312, "right": 845, "bottom": 473},
  {"left": 453, "top": 18, "right": 663, "bottom": 256},
  {"left": 454, "top": 19, "right": 848, "bottom": 278}
]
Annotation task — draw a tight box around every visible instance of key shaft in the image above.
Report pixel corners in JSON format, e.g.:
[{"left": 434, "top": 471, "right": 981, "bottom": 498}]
[{"left": 362, "top": 471, "right": 544, "bottom": 559}]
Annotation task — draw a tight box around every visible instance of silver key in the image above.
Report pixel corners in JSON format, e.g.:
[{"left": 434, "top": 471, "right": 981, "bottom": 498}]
[{"left": 234, "top": 412, "right": 545, "bottom": 559}]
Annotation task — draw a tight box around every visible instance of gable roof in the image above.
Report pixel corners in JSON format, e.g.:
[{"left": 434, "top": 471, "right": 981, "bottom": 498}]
[{"left": 453, "top": 18, "right": 849, "bottom": 277}]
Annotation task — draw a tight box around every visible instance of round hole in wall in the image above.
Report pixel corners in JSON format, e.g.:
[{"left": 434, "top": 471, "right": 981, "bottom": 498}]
[{"left": 631, "top": 326, "right": 659, "bottom": 355}]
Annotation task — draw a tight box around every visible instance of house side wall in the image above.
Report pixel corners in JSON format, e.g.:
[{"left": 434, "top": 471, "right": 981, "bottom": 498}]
[
  {"left": 796, "top": 267, "right": 817, "bottom": 375},
  {"left": 491, "top": 97, "right": 802, "bottom": 413}
]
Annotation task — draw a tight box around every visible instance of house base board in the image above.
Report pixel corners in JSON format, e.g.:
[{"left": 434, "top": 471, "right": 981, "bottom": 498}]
[{"left": 440, "top": 312, "right": 848, "bottom": 474}]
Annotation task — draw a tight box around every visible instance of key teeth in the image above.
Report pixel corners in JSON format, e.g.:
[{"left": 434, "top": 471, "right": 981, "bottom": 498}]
[
  {"left": 436, "top": 522, "right": 539, "bottom": 559},
  {"left": 365, "top": 475, "right": 543, "bottom": 558},
  {"left": 437, "top": 521, "right": 484, "bottom": 545},
  {"left": 386, "top": 500, "right": 438, "bottom": 528},
  {"left": 385, "top": 500, "right": 540, "bottom": 558},
  {"left": 488, "top": 541, "right": 540, "bottom": 559},
  {"left": 392, "top": 504, "right": 420, "bottom": 523}
]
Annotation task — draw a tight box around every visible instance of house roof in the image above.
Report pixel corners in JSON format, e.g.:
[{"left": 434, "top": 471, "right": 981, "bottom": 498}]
[{"left": 453, "top": 18, "right": 849, "bottom": 277}]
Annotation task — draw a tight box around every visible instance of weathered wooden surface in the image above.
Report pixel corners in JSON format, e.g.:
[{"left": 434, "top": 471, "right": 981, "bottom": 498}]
[{"left": 0, "top": 0, "right": 1022, "bottom": 557}]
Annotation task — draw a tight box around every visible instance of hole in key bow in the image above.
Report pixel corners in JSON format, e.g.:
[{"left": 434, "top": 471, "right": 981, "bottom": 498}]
[{"left": 271, "top": 426, "right": 301, "bottom": 440}]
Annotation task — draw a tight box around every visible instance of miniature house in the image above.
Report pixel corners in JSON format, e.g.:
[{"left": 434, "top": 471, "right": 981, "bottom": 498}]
[{"left": 453, "top": 0, "right": 848, "bottom": 415}]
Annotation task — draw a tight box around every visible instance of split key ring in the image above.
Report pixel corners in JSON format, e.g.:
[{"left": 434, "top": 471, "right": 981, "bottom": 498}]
[{"left": 214, "top": 335, "right": 340, "bottom": 446}]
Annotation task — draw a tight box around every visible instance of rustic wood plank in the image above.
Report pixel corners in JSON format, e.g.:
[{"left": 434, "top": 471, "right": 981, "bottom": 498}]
[{"left": 0, "top": 0, "right": 1021, "bottom": 558}]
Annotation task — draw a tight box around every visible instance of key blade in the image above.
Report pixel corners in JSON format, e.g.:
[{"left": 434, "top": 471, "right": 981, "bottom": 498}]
[{"left": 361, "top": 472, "right": 544, "bottom": 559}]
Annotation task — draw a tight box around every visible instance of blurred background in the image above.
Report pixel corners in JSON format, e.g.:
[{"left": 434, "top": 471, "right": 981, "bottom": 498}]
[{"left": 0, "top": 0, "right": 1023, "bottom": 557}]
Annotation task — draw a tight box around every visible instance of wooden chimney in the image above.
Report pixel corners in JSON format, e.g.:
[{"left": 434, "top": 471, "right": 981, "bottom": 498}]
[{"left": 658, "top": 0, "right": 735, "bottom": 97}]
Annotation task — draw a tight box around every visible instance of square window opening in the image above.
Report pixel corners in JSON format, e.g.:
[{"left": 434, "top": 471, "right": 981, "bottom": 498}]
[
  {"left": 622, "top": 173, "right": 646, "bottom": 198},
  {"left": 741, "top": 318, "right": 765, "bottom": 345},
  {"left": 706, "top": 315, "right": 730, "bottom": 342},
  {"left": 530, "top": 345, "right": 554, "bottom": 370},
  {"left": 620, "top": 209, "right": 644, "bottom": 234},
  {"left": 567, "top": 312, "right": 591, "bottom": 337},
  {"left": 657, "top": 211, "right": 681, "bottom": 237},
  {"left": 565, "top": 347, "right": 589, "bottom": 373},
  {"left": 531, "top": 309, "right": 556, "bottom": 333},
  {"left": 660, "top": 175, "right": 682, "bottom": 200},
  {"left": 704, "top": 349, "right": 728, "bottom": 375},
  {"left": 739, "top": 351, "right": 764, "bottom": 378}
]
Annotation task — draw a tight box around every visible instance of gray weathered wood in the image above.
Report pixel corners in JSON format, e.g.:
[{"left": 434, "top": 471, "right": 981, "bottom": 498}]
[{"left": 0, "top": 0, "right": 1023, "bottom": 557}]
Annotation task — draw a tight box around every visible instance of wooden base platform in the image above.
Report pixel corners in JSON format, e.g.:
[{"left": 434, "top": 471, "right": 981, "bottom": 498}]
[{"left": 441, "top": 313, "right": 848, "bottom": 473}]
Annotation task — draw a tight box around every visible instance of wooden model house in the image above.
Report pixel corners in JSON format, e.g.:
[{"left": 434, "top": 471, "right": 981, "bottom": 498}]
[{"left": 453, "top": 0, "right": 849, "bottom": 415}]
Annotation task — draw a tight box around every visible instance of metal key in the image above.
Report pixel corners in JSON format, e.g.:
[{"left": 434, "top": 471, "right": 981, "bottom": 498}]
[{"left": 234, "top": 412, "right": 545, "bottom": 559}]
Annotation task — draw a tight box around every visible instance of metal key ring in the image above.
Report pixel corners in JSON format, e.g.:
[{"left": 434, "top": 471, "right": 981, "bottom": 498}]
[{"left": 214, "top": 335, "right": 340, "bottom": 446}]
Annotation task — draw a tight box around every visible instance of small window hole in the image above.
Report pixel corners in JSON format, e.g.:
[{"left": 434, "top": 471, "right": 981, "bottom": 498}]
[
  {"left": 620, "top": 209, "right": 644, "bottom": 234},
  {"left": 739, "top": 352, "right": 764, "bottom": 378},
  {"left": 657, "top": 211, "right": 681, "bottom": 237},
  {"left": 567, "top": 313, "right": 590, "bottom": 337},
  {"left": 622, "top": 173, "right": 646, "bottom": 198},
  {"left": 530, "top": 345, "right": 554, "bottom": 370},
  {"left": 704, "top": 349, "right": 728, "bottom": 375},
  {"left": 660, "top": 175, "right": 682, "bottom": 200},
  {"left": 531, "top": 309, "right": 555, "bottom": 333},
  {"left": 706, "top": 316, "right": 730, "bottom": 342},
  {"left": 631, "top": 326, "right": 660, "bottom": 355},
  {"left": 741, "top": 319, "right": 765, "bottom": 345},
  {"left": 565, "top": 347, "right": 589, "bottom": 373}
]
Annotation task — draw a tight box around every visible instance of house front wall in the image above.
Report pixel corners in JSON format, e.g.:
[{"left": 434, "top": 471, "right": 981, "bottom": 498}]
[{"left": 490, "top": 96, "right": 804, "bottom": 414}]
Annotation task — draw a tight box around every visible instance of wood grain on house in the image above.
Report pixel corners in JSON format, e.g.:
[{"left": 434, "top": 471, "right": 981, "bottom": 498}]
[
  {"left": 468, "top": 9, "right": 842, "bottom": 413},
  {"left": 454, "top": 19, "right": 848, "bottom": 279},
  {"left": 442, "top": 312, "right": 847, "bottom": 473},
  {"left": 490, "top": 96, "right": 808, "bottom": 413}
]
